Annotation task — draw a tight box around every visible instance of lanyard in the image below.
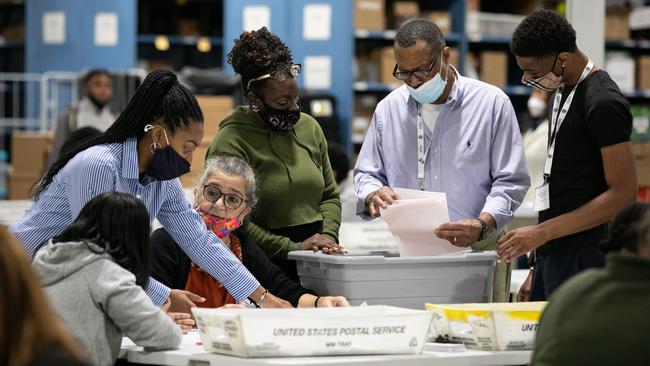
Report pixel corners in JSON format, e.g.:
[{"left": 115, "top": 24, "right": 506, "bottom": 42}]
[
  {"left": 543, "top": 60, "right": 594, "bottom": 181},
  {"left": 417, "top": 104, "right": 434, "bottom": 190}
]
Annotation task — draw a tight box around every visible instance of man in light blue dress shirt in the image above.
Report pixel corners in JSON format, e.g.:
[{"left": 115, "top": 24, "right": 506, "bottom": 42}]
[{"left": 354, "top": 20, "right": 530, "bottom": 261}]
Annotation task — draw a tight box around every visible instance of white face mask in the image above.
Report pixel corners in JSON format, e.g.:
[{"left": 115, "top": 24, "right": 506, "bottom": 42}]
[
  {"left": 406, "top": 55, "right": 447, "bottom": 104},
  {"left": 527, "top": 97, "right": 547, "bottom": 118}
]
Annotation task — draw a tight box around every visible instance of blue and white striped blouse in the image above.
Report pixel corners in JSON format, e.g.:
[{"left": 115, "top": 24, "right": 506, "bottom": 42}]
[{"left": 11, "top": 137, "right": 260, "bottom": 304}]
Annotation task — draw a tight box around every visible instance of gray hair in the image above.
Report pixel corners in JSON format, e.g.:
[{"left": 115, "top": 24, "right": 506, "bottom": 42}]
[
  {"left": 196, "top": 155, "right": 258, "bottom": 208},
  {"left": 395, "top": 18, "right": 445, "bottom": 51}
]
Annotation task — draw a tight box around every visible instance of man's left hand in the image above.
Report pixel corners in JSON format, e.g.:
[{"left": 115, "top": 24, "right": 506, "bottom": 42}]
[
  {"left": 496, "top": 225, "right": 547, "bottom": 261},
  {"left": 435, "top": 219, "right": 483, "bottom": 247}
]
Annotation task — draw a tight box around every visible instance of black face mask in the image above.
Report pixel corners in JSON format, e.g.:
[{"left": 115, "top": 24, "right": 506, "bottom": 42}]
[
  {"left": 144, "top": 125, "right": 190, "bottom": 181},
  {"left": 259, "top": 102, "right": 301, "bottom": 131}
]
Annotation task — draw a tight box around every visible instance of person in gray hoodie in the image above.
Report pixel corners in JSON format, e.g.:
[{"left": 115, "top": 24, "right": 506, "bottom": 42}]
[{"left": 32, "top": 192, "right": 183, "bottom": 366}]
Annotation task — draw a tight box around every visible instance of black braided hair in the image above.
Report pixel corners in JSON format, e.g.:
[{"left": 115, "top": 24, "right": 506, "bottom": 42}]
[
  {"left": 226, "top": 27, "right": 293, "bottom": 92},
  {"left": 34, "top": 69, "right": 203, "bottom": 199}
]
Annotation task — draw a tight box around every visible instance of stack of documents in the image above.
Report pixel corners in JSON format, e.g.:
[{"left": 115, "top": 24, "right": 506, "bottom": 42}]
[{"left": 380, "top": 188, "right": 467, "bottom": 256}]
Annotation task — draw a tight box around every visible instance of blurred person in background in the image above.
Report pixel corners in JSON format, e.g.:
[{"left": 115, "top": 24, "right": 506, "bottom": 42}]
[{"left": 49, "top": 69, "right": 116, "bottom": 165}]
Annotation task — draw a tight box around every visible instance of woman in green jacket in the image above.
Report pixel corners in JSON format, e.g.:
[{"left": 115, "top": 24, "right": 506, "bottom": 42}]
[{"left": 207, "top": 27, "right": 345, "bottom": 280}]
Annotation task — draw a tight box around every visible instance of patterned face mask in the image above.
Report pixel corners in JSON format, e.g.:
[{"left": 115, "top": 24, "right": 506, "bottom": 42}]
[
  {"left": 196, "top": 207, "right": 241, "bottom": 239},
  {"left": 259, "top": 102, "right": 301, "bottom": 131}
]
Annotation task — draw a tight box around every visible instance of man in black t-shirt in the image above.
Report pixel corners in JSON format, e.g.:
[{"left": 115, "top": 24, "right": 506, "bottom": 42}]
[{"left": 497, "top": 10, "right": 637, "bottom": 301}]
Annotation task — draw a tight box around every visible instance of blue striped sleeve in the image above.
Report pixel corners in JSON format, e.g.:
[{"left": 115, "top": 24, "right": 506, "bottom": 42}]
[
  {"left": 156, "top": 180, "right": 260, "bottom": 302},
  {"left": 65, "top": 151, "right": 118, "bottom": 218},
  {"left": 145, "top": 277, "right": 172, "bottom": 306}
]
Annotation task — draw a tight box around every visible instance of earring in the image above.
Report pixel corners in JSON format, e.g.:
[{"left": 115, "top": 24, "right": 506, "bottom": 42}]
[
  {"left": 150, "top": 141, "right": 161, "bottom": 153},
  {"left": 251, "top": 104, "right": 260, "bottom": 112}
]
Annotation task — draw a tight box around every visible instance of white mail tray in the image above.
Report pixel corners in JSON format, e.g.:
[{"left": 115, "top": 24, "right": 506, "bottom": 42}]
[{"left": 192, "top": 306, "right": 433, "bottom": 358}]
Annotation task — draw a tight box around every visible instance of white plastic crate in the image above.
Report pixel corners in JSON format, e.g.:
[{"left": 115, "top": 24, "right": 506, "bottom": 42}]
[
  {"left": 192, "top": 306, "right": 433, "bottom": 358},
  {"left": 466, "top": 11, "right": 525, "bottom": 40},
  {"left": 288, "top": 250, "right": 497, "bottom": 309}
]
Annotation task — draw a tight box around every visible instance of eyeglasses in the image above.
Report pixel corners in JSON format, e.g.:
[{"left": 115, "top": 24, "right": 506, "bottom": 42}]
[
  {"left": 202, "top": 185, "right": 246, "bottom": 210},
  {"left": 246, "top": 64, "right": 302, "bottom": 90},
  {"left": 393, "top": 55, "right": 438, "bottom": 81}
]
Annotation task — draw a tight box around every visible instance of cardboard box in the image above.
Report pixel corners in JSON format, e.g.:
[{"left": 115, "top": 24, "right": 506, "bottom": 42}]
[
  {"left": 370, "top": 46, "right": 396, "bottom": 84},
  {"left": 352, "top": 95, "right": 378, "bottom": 143},
  {"left": 605, "top": 6, "right": 631, "bottom": 41},
  {"left": 633, "top": 141, "right": 650, "bottom": 186},
  {"left": 606, "top": 52, "right": 635, "bottom": 93},
  {"left": 424, "top": 12, "right": 452, "bottom": 34},
  {"left": 637, "top": 56, "right": 650, "bottom": 90},
  {"left": 354, "top": 0, "right": 385, "bottom": 31},
  {"left": 448, "top": 47, "right": 459, "bottom": 68},
  {"left": 180, "top": 141, "right": 211, "bottom": 188},
  {"left": 195, "top": 95, "right": 233, "bottom": 144},
  {"left": 8, "top": 172, "right": 40, "bottom": 200},
  {"left": 179, "top": 170, "right": 202, "bottom": 189},
  {"left": 392, "top": 1, "right": 419, "bottom": 28},
  {"left": 480, "top": 51, "right": 508, "bottom": 87},
  {"left": 193, "top": 306, "right": 433, "bottom": 357},
  {"left": 11, "top": 132, "right": 52, "bottom": 176}
]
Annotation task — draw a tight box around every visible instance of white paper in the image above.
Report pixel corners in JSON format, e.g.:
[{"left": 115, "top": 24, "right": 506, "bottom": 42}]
[
  {"left": 304, "top": 55, "right": 332, "bottom": 90},
  {"left": 338, "top": 221, "right": 398, "bottom": 250},
  {"left": 43, "top": 11, "right": 66, "bottom": 45},
  {"left": 243, "top": 5, "right": 271, "bottom": 32},
  {"left": 94, "top": 12, "right": 118, "bottom": 46},
  {"left": 381, "top": 188, "right": 465, "bottom": 257},
  {"left": 303, "top": 4, "right": 331, "bottom": 40}
]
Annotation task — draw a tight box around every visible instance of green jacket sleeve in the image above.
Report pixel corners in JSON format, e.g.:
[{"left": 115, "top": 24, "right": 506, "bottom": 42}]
[
  {"left": 316, "top": 130, "right": 342, "bottom": 242},
  {"left": 242, "top": 220, "right": 301, "bottom": 260}
]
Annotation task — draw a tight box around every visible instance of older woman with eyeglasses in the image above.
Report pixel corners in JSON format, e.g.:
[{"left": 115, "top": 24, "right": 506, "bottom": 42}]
[
  {"left": 206, "top": 27, "right": 345, "bottom": 281},
  {"left": 150, "top": 156, "right": 350, "bottom": 308}
]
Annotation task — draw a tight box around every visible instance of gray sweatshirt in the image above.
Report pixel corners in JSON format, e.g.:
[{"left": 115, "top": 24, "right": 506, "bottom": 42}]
[{"left": 32, "top": 241, "right": 182, "bottom": 366}]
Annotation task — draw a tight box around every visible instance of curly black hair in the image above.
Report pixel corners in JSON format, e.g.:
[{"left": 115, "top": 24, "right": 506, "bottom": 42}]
[
  {"left": 227, "top": 27, "right": 293, "bottom": 91},
  {"left": 511, "top": 10, "right": 577, "bottom": 59}
]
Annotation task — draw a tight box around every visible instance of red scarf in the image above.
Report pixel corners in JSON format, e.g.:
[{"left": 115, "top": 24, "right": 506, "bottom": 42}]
[{"left": 184, "top": 209, "right": 243, "bottom": 308}]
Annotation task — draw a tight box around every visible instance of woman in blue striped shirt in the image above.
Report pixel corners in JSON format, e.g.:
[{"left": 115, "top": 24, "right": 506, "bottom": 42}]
[{"left": 12, "top": 69, "right": 289, "bottom": 311}]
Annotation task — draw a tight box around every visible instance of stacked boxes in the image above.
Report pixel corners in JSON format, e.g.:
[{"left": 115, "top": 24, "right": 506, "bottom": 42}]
[
  {"left": 9, "top": 132, "right": 52, "bottom": 200},
  {"left": 179, "top": 95, "right": 233, "bottom": 188}
]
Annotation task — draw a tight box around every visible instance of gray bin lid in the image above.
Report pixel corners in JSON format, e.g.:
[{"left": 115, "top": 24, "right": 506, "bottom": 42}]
[{"left": 288, "top": 250, "right": 497, "bottom": 265}]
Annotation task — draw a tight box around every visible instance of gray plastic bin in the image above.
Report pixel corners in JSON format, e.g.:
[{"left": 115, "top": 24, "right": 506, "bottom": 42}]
[{"left": 288, "top": 250, "right": 497, "bottom": 309}]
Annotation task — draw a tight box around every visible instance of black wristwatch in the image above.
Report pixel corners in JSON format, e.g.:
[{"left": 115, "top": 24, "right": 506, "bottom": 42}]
[{"left": 477, "top": 218, "right": 489, "bottom": 242}]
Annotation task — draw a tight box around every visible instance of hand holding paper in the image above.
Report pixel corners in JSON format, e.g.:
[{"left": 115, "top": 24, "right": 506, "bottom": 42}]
[{"left": 380, "top": 188, "right": 468, "bottom": 256}]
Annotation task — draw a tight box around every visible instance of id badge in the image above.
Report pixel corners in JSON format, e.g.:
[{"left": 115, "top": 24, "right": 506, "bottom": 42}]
[{"left": 533, "top": 183, "right": 550, "bottom": 212}]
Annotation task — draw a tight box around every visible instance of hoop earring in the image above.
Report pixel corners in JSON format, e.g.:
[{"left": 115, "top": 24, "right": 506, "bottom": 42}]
[{"left": 150, "top": 141, "right": 161, "bottom": 153}]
